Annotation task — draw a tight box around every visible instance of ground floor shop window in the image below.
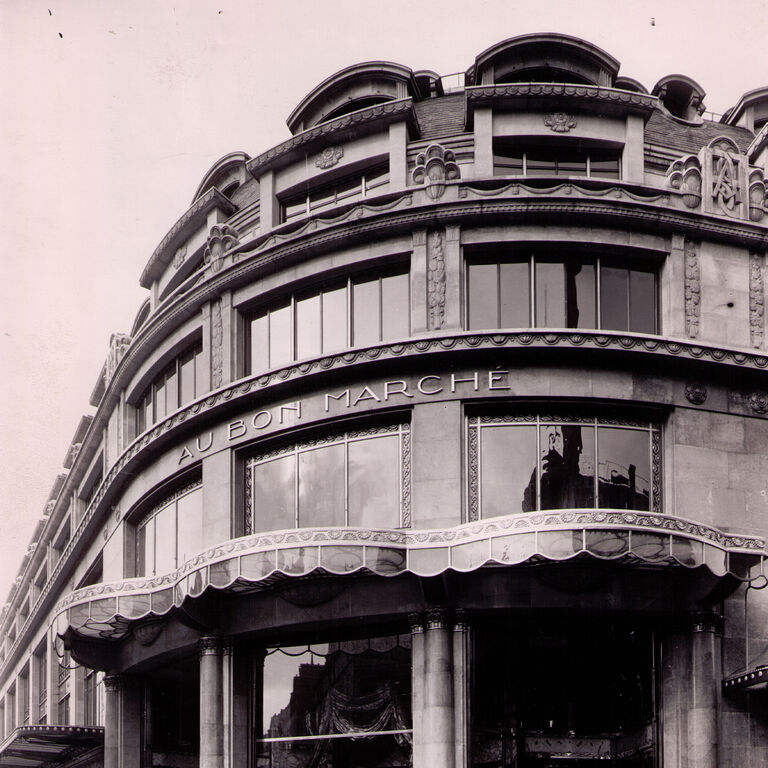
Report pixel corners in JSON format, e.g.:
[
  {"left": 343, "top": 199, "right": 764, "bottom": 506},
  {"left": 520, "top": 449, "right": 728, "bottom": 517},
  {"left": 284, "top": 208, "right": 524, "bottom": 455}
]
[
  {"left": 257, "top": 635, "right": 412, "bottom": 768},
  {"left": 471, "top": 618, "right": 656, "bottom": 767},
  {"left": 468, "top": 414, "right": 660, "bottom": 518}
]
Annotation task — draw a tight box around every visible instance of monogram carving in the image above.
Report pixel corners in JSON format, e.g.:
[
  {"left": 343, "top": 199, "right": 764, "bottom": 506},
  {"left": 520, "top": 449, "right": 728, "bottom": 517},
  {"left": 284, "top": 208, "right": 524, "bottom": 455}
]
[
  {"left": 315, "top": 146, "right": 343, "bottom": 169},
  {"left": 711, "top": 139, "right": 742, "bottom": 216},
  {"left": 750, "top": 253, "right": 765, "bottom": 349},
  {"left": 412, "top": 143, "right": 460, "bottom": 200},
  {"left": 204, "top": 224, "right": 240, "bottom": 273},
  {"left": 427, "top": 230, "right": 446, "bottom": 330},
  {"left": 544, "top": 113, "right": 577, "bottom": 132},
  {"left": 684, "top": 239, "right": 700, "bottom": 338}
]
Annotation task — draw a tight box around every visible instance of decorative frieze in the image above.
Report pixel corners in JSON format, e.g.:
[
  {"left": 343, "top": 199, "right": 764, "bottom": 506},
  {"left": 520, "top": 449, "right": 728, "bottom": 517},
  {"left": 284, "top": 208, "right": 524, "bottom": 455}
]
[
  {"left": 427, "top": 230, "right": 446, "bottom": 330},
  {"left": 750, "top": 252, "right": 765, "bottom": 349},
  {"left": 211, "top": 299, "right": 224, "bottom": 389},
  {"left": 684, "top": 238, "right": 700, "bottom": 338}
]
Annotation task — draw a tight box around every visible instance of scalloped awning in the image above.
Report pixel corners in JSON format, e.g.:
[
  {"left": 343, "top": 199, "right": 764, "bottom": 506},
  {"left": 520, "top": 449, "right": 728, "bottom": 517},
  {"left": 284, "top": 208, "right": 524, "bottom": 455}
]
[
  {"left": 0, "top": 726, "right": 103, "bottom": 768},
  {"left": 55, "top": 510, "right": 765, "bottom": 642}
]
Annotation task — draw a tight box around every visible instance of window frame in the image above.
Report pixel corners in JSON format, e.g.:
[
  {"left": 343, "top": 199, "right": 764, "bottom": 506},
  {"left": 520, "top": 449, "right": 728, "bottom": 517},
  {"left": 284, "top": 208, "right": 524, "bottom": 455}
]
[
  {"left": 492, "top": 139, "right": 623, "bottom": 179},
  {"left": 467, "top": 411, "right": 662, "bottom": 522},
  {"left": 465, "top": 248, "right": 659, "bottom": 334}
]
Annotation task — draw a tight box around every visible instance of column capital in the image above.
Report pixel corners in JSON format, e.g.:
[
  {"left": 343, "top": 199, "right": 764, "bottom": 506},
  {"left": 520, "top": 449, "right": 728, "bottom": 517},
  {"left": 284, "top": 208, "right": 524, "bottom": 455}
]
[
  {"left": 409, "top": 612, "right": 424, "bottom": 634},
  {"left": 104, "top": 674, "right": 123, "bottom": 693},
  {"left": 453, "top": 609, "right": 469, "bottom": 632},
  {"left": 199, "top": 635, "right": 223, "bottom": 656},
  {"left": 424, "top": 607, "right": 451, "bottom": 630},
  {"left": 690, "top": 611, "right": 724, "bottom": 635}
]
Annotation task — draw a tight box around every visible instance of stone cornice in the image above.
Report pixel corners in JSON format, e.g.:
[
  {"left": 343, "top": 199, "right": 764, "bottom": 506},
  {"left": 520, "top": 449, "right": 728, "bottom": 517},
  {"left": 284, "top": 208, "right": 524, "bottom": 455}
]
[
  {"left": 465, "top": 83, "right": 658, "bottom": 120},
  {"left": 54, "top": 509, "right": 766, "bottom": 642},
  {"left": 245, "top": 98, "right": 418, "bottom": 178},
  {"left": 139, "top": 187, "right": 236, "bottom": 289}
]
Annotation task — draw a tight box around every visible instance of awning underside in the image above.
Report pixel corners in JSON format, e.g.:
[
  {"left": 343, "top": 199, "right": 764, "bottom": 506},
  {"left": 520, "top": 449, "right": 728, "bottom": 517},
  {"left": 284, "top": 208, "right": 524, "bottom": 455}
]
[{"left": 0, "top": 726, "right": 103, "bottom": 768}]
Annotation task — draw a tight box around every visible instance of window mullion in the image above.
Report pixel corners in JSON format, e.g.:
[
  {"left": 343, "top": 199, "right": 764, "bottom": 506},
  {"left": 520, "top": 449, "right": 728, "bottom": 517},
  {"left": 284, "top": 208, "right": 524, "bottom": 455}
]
[
  {"left": 529, "top": 255, "right": 536, "bottom": 327},
  {"left": 294, "top": 448, "right": 300, "bottom": 528},
  {"left": 586, "top": 155, "right": 592, "bottom": 178},
  {"left": 596, "top": 258, "right": 602, "bottom": 330},
  {"left": 594, "top": 420, "right": 600, "bottom": 509},
  {"left": 535, "top": 416, "right": 541, "bottom": 511},
  {"left": 344, "top": 437, "right": 350, "bottom": 526},
  {"left": 347, "top": 278, "right": 353, "bottom": 347}
]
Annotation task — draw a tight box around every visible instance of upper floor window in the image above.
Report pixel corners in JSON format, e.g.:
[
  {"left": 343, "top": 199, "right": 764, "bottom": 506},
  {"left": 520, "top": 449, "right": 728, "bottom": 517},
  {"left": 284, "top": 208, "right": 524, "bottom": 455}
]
[
  {"left": 468, "top": 413, "right": 660, "bottom": 520},
  {"left": 466, "top": 249, "right": 657, "bottom": 334},
  {"left": 246, "top": 268, "right": 409, "bottom": 375},
  {"left": 281, "top": 162, "right": 389, "bottom": 223},
  {"left": 246, "top": 422, "right": 410, "bottom": 535},
  {"left": 135, "top": 481, "right": 203, "bottom": 577},
  {"left": 493, "top": 141, "right": 621, "bottom": 179},
  {"left": 137, "top": 342, "right": 204, "bottom": 433}
]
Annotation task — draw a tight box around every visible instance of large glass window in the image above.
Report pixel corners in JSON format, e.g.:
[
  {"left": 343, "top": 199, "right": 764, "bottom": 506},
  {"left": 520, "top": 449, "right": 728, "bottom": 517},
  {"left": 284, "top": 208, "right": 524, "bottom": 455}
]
[
  {"left": 258, "top": 635, "right": 412, "bottom": 768},
  {"left": 135, "top": 482, "right": 203, "bottom": 577},
  {"left": 246, "top": 424, "right": 410, "bottom": 535},
  {"left": 494, "top": 141, "right": 621, "bottom": 179},
  {"left": 466, "top": 251, "right": 657, "bottom": 333},
  {"left": 137, "top": 342, "right": 204, "bottom": 433},
  {"left": 247, "top": 268, "right": 409, "bottom": 375},
  {"left": 281, "top": 162, "right": 389, "bottom": 222},
  {"left": 468, "top": 414, "right": 660, "bottom": 518}
]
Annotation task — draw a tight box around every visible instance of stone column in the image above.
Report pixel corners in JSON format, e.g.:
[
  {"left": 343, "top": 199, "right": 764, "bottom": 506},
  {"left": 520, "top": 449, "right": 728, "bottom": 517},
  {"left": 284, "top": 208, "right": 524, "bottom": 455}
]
[
  {"left": 410, "top": 615, "right": 426, "bottom": 768},
  {"left": 423, "top": 610, "right": 455, "bottom": 768},
  {"left": 689, "top": 613, "right": 722, "bottom": 767},
  {"left": 199, "top": 636, "right": 225, "bottom": 768},
  {"left": 452, "top": 614, "right": 469, "bottom": 768},
  {"left": 103, "top": 675, "right": 122, "bottom": 768}
]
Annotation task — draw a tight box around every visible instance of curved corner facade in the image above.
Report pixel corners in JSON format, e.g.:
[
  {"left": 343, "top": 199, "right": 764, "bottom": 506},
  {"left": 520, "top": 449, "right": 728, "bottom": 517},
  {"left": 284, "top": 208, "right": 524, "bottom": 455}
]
[{"left": 3, "top": 33, "right": 768, "bottom": 768}]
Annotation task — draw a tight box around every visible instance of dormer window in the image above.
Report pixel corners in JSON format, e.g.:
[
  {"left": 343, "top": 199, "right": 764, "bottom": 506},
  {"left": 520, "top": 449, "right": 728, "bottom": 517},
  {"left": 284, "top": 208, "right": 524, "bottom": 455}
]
[
  {"left": 496, "top": 67, "right": 592, "bottom": 85},
  {"left": 494, "top": 140, "right": 621, "bottom": 179}
]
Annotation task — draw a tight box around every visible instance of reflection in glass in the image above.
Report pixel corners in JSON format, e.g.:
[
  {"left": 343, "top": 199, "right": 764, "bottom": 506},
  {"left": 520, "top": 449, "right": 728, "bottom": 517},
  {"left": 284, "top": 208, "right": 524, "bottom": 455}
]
[
  {"left": 253, "top": 456, "right": 296, "bottom": 531},
  {"left": 481, "top": 426, "right": 536, "bottom": 517},
  {"left": 567, "top": 260, "right": 595, "bottom": 328},
  {"left": 299, "top": 444, "right": 346, "bottom": 527},
  {"left": 535, "top": 260, "right": 565, "bottom": 326},
  {"left": 534, "top": 425, "right": 595, "bottom": 510},
  {"left": 598, "top": 427, "right": 650, "bottom": 510},
  {"left": 259, "top": 638, "right": 411, "bottom": 768},
  {"left": 349, "top": 435, "right": 400, "bottom": 528}
]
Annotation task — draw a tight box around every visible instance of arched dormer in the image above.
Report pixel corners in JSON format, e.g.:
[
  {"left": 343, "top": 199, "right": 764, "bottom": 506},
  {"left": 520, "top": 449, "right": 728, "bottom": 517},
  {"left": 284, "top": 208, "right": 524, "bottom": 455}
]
[
  {"left": 614, "top": 76, "right": 649, "bottom": 95},
  {"left": 286, "top": 62, "right": 422, "bottom": 134},
  {"left": 192, "top": 151, "right": 250, "bottom": 204},
  {"left": 130, "top": 298, "right": 152, "bottom": 336},
  {"left": 652, "top": 75, "right": 707, "bottom": 123},
  {"left": 467, "top": 33, "right": 620, "bottom": 87},
  {"left": 722, "top": 86, "right": 768, "bottom": 133}
]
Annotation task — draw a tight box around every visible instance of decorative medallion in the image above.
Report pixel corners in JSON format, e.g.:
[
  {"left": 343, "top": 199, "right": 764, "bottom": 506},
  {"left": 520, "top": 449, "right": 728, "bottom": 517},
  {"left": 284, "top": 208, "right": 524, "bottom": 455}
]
[
  {"left": 544, "top": 113, "right": 577, "bottom": 132},
  {"left": 315, "top": 146, "right": 344, "bottom": 169},
  {"left": 684, "top": 238, "right": 700, "bottom": 338},
  {"left": 750, "top": 252, "right": 765, "bottom": 349},
  {"left": 412, "top": 143, "right": 460, "bottom": 200},
  {"left": 685, "top": 383, "right": 707, "bottom": 405},
  {"left": 172, "top": 243, "right": 187, "bottom": 269},
  {"left": 750, "top": 392, "right": 768, "bottom": 415}
]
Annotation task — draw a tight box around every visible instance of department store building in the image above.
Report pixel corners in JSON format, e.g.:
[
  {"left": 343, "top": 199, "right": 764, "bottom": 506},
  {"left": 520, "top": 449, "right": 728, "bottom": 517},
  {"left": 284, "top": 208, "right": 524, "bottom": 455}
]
[{"left": 2, "top": 32, "right": 768, "bottom": 768}]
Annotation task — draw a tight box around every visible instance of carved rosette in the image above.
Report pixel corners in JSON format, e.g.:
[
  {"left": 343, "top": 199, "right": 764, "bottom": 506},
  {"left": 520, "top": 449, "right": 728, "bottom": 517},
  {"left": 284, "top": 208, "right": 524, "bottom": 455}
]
[
  {"left": 204, "top": 224, "right": 240, "bottom": 273},
  {"left": 750, "top": 253, "right": 765, "bottom": 349},
  {"left": 427, "top": 230, "right": 446, "bottom": 330},
  {"left": 544, "top": 112, "right": 576, "bottom": 132},
  {"left": 750, "top": 392, "right": 768, "bottom": 415},
  {"left": 684, "top": 238, "right": 700, "bottom": 338},
  {"left": 684, "top": 383, "right": 707, "bottom": 405},
  {"left": 211, "top": 299, "right": 224, "bottom": 389},
  {"left": 412, "top": 143, "right": 460, "bottom": 200},
  {"left": 667, "top": 155, "right": 702, "bottom": 209},
  {"left": 315, "top": 146, "right": 343, "bottom": 169}
]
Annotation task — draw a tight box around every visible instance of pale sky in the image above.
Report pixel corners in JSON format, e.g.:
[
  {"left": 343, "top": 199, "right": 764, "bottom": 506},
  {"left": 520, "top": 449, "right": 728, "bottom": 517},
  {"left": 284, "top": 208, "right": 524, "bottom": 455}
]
[{"left": 0, "top": 0, "right": 766, "bottom": 604}]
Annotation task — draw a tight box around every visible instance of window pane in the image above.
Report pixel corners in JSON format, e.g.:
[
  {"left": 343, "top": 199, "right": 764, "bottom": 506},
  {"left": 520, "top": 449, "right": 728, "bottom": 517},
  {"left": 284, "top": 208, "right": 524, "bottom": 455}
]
[
  {"left": 322, "top": 285, "right": 347, "bottom": 353},
  {"left": 298, "top": 444, "right": 345, "bottom": 527},
  {"left": 494, "top": 151, "right": 523, "bottom": 175},
  {"left": 165, "top": 368, "right": 178, "bottom": 414},
  {"left": 295, "top": 293, "right": 321, "bottom": 360},
  {"left": 282, "top": 196, "right": 306, "bottom": 221},
  {"left": 598, "top": 427, "right": 650, "bottom": 510},
  {"left": 136, "top": 523, "right": 148, "bottom": 577},
  {"left": 250, "top": 314, "right": 269, "bottom": 374},
  {"left": 567, "top": 260, "right": 596, "bottom": 329},
  {"left": 176, "top": 488, "right": 203, "bottom": 565},
  {"left": 154, "top": 504, "right": 176, "bottom": 574},
  {"left": 480, "top": 426, "right": 537, "bottom": 516},
  {"left": 468, "top": 263, "right": 498, "bottom": 330},
  {"left": 154, "top": 379, "right": 167, "bottom": 422},
  {"left": 499, "top": 261, "right": 530, "bottom": 327},
  {"left": 557, "top": 152, "right": 587, "bottom": 176},
  {"left": 353, "top": 279, "right": 380, "bottom": 346},
  {"left": 630, "top": 269, "right": 656, "bottom": 334},
  {"left": 535, "top": 260, "right": 566, "bottom": 327},
  {"left": 381, "top": 272, "right": 409, "bottom": 341},
  {"left": 269, "top": 303, "right": 292, "bottom": 368},
  {"left": 195, "top": 350, "right": 206, "bottom": 397},
  {"left": 253, "top": 456, "right": 296, "bottom": 532},
  {"left": 591, "top": 154, "right": 621, "bottom": 179},
  {"left": 349, "top": 435, "right": 400, "bottom": 528},
  {"left": 526, "top": 151, "right": 555, "bottom": 175},
  {"left": 539, "top": 424, "right": 595, "bottom": 510},
  {"left": 600, "top": 266, "right": 629, "bottom": 331},
  {"left": 179, "top": 352, "right": 196, "bottom": 406}
]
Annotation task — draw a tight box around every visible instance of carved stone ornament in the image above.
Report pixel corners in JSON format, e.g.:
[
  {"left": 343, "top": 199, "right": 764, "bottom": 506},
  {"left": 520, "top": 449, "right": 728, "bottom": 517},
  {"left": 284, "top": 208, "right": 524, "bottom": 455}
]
[
  {"left": 104, "top": 332, "right": 132, "bottom": 385},
  {"left": 198, "top": 635, "right": 222, "bottom": 655},
  {"left": 710, "top": 138, "right": 742, "bottom": 216},
  {"left": 749, "top": 168, "right": 768, "bottom": 222},
  {"left": 684, "top": 238, "right": 701, "bottom": 338},
  {"left": 544, "top": 112, "right": 577, "bottom": 132},
  {"left": 104, "top": 675, "right": 123, "bottom": 693},
  {"left": 203, "top": 223, "right": 240, "bottom": 273},
  {"left": 172, "top": 243, "right": 187, "bottom": 269},
  {"left": 750, "top": 392, "right": 768, "bottom": 415},
  {"left": 412, "top": 143, "right": 460, "bottom": 200},
  {"left": 427, "top": 230, "right": 446, "bottom": 330},
  {"left": 750, "top": 253, "right": 765, "bottom": 349},
  {"left": 68, "top": 442, "right": 82, "bottom": 464},
  {"left": 667, "top": 155, "right": 702, "bottom": 209},
  {"left": 315, "top": 145, "right": 344, "bottom": 169},
  {"left": 211, "top": 299, "right": 224, "bottom": 389},
  {"left": 45, "top": 500, "right": 56, "bottom": 516},
  {"left": 685, "top": 383, "right": 707, "bottom": 405}
]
